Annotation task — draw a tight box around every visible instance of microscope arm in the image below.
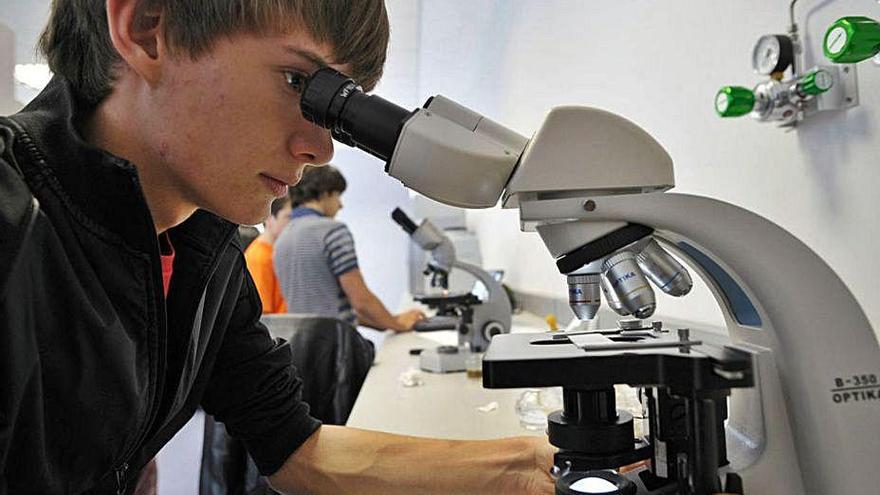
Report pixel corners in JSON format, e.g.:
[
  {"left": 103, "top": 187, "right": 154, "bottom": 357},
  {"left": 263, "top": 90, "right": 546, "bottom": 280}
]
[
  {"left": 452, "top": 260, "right": 504, "bottom": 299},
  {"left": 452, "top": 259, "right": 512, "bottom": 335},
  {"left": 520, "top": 191, "right": 879, "bottom": 495},
  {"left": 392, "top": 208, "right": 513, "bottom": 345}
]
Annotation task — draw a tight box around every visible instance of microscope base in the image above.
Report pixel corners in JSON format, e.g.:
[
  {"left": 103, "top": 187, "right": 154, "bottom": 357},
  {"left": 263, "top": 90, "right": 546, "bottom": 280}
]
[{"left": 419, "top": 346, "right": 467, "bottom": 373}]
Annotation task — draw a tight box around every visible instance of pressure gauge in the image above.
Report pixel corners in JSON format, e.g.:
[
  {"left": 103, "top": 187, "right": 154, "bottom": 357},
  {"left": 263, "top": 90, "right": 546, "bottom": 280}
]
[{"left": 752, "top": 34, "right": 794, "bottom": 75}]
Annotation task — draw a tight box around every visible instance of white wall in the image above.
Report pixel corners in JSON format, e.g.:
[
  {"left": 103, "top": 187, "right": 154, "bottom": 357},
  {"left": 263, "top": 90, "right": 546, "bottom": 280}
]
[
  {"left": 331, "top": 0, "right": 423, "bottom": 308},
  {"left": 0, "top": 0, "right": 50, "bottom": 106},
  {"left": 0, "top": 0, "right": 48, "bottom": 64},
  {"left": 0, "top": 23, "right": 17, "bottom": 115},
  {"left": 409, "top": 0, "right": 880, "bottom": 336}
]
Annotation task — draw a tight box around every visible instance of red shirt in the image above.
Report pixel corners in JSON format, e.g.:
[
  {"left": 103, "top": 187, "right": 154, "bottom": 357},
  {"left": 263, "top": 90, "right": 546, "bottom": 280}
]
[{"left": 159, "top": 234, "right": 175, "bottom": 297}]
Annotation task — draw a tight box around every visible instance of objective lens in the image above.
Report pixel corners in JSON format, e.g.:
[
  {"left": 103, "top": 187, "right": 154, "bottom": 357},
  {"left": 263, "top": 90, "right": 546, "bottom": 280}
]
[
  {"left": 301, "top": 68, "right": 414, "bottom": 161},
  {"left": 602, "top": 251, "right": 655, "bottom": 319},
  {"left": 567, "top": 273, "right": 602, "bottom": 320},
  {"left": 636, "top": 239, "right": 692, "bottom": 296},
  {"left": 600, "top": 275, "right": 630, "bottom": 316}
]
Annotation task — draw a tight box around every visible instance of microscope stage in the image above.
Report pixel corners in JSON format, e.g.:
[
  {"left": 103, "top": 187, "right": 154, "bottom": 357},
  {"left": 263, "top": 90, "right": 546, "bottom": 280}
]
[{"left": 482, "top": 330, "right": 752, "bottom": 391}]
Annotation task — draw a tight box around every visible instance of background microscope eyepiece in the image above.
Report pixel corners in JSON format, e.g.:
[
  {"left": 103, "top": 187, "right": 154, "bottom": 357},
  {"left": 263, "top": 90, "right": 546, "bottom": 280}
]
[{"left": 300, "top": 67, "right": 414, "bottom": 162}]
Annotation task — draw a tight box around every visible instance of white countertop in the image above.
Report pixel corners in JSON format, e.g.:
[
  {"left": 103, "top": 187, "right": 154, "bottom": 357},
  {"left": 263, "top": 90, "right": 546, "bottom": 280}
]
[{"left": 346, "top": 312, "right": 552, "bottom": 439}]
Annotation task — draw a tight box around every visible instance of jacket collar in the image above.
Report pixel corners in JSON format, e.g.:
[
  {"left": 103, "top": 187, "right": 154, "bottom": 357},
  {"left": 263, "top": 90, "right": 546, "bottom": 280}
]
[{"left": 11, "top": 76, "right": 235, "bottom": 255}]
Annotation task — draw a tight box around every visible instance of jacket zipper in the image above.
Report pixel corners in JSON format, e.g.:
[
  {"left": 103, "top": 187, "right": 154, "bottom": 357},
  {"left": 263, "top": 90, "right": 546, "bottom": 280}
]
[
  {"left": 111, "top": 218, "right": 236, "bottom": 493},
  {"left": 115, "top": 462, "right": 129, "bottom": 495},
  {"left": 110, "top": 248, "right": 169, "bottom": 494},
  {"left": 1, "top": 197, "right": 40, "bottom": 301}
]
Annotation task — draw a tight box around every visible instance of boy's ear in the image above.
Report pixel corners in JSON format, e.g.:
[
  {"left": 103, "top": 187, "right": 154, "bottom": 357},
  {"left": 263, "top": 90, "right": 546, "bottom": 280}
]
[{"left": 106, "top": 0, "right": 167, "bottom": 84}]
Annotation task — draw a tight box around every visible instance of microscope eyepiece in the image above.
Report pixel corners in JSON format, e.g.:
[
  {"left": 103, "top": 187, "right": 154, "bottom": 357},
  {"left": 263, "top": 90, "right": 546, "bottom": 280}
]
[
  {"left": 391, "top": 207, "right": 418, "bottom": 235},
  {"left": 299, "top": 68, "right": 357, "bottom": 128},
  {"left": 301, "top": 67, "right": 414, "bottom": 161}
]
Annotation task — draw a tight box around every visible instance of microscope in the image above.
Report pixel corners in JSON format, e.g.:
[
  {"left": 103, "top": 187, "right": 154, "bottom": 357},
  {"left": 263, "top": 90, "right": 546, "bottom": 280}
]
[
  {"left": 299, "top": 68, "right": 880, "bottom": 495},
  {"left": 389, "top": 206, "right": 511, "bottom": 372}
]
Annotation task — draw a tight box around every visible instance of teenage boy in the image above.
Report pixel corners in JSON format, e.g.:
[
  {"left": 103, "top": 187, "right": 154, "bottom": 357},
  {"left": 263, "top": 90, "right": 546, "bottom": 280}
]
[
  {"left": 275, "top": 165, "right": 424, "bottom": 332},
  {"left": 245, "top": 196, "right": 293, "bottom": 314},
  {"left": 0, "top": 1, "right": 554, "bottom": 493}
]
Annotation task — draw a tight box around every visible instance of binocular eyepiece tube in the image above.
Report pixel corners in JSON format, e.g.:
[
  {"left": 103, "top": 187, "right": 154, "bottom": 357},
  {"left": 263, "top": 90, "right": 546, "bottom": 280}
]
[{"left": 300, "top": 67, "right": 414, "bottom": 161}]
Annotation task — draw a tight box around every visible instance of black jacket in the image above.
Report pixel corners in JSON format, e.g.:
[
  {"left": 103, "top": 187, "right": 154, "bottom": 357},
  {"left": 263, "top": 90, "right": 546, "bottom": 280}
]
[
  {"left": 200, "top": 316, "right": 375, "bottom": 495},
  {"left": 0, "top": 78, "right": 320, "bottom": 494}
]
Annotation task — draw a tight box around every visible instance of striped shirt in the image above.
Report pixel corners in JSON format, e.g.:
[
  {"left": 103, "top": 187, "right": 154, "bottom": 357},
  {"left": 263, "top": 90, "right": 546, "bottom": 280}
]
[{"left": 274, "top": 207, "right": 359, "bottom": 326}]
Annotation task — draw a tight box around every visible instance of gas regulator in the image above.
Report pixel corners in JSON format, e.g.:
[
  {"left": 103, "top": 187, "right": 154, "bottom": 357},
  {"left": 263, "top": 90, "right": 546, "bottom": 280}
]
[{"left": 716, "top": 7, "right": 878, "bottom": 127}]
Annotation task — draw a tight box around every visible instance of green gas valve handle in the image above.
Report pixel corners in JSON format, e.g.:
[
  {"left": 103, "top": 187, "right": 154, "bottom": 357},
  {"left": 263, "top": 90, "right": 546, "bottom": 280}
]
[
  {"left": 824, "top": 17, "right": 880, "bottom": 63},
  {"left": 799, "top": 69, "right": 834, "bottom": 96},
  {"left": 715, "top": 86, "right": 755, "bottom": 117}
]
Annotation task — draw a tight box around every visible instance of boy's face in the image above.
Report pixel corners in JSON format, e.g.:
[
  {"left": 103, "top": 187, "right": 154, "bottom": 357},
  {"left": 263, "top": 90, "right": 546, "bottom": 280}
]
[
  {"left": 323, "top": 191, "right": 344, "bottom": 219},
  {"left": 266, "top": 202, "right": 293, "bottom": 239},
  {"left": 144, "top": 28, "right": 350, "bottom": 225}
]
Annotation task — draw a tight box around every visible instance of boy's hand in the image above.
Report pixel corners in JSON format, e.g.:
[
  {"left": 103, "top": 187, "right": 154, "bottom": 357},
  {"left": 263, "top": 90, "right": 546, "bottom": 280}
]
[
  {"left": 393, "top": 309, "right": 426, "bottom": 332},
  {"left": 496, "top": 436, "right": 556, "bottom": 494}
]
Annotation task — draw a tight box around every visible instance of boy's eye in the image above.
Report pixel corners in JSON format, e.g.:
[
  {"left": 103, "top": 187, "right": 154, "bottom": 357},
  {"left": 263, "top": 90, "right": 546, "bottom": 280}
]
[{"left": 284, "top": 71, "right": 308, "bottom": 93}]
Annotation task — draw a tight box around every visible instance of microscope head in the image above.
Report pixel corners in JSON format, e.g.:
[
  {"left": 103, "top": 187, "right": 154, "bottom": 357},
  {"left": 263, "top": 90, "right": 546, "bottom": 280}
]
[
  {"left": 500, "top": 105, "right": 673, "bottom": 208},
  {"left": 391, "top": 207, "right": 455, "bottom": 289},
  {"left": 302, "top": 68, "right": 688, "bottom": 321}
]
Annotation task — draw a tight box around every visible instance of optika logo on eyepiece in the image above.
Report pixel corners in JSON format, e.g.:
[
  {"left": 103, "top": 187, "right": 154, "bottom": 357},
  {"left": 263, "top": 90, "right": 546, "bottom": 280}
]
[{"left": 570, "top": 287, "right": 584, "bottom": 296}]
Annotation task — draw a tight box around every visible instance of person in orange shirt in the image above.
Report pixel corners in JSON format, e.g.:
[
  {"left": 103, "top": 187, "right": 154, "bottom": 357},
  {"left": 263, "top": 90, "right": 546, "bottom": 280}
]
[{"left": 244, "top": 196, "right": 292, "bottom": 314}]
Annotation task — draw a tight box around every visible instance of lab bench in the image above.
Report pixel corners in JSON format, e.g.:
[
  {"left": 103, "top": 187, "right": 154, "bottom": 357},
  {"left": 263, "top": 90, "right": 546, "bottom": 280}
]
[{"left": 345, "top": 312, "right": 550, "bottom": 439}]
